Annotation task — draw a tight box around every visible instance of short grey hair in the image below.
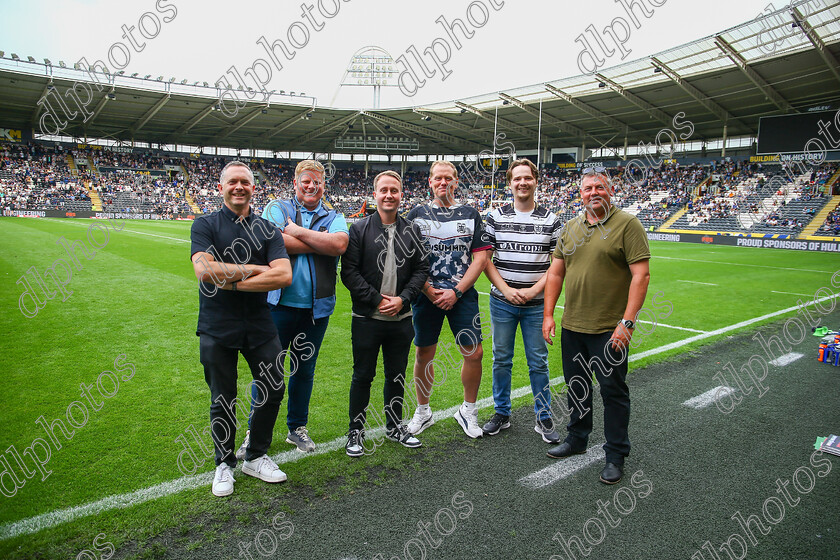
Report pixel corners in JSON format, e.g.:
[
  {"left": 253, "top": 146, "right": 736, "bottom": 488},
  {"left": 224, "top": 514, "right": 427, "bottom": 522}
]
[{"left": 219, "top": 160, "right": 254, "bottom": 185}]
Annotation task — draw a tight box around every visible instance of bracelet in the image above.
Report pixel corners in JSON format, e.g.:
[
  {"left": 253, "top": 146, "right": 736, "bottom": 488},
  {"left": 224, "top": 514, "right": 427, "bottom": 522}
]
[{"left": 232, "top": 282, "right": 238, "bottom": 292}]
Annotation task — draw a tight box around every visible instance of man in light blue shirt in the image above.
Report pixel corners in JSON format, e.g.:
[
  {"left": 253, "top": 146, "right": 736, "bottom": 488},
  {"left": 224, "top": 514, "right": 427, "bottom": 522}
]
[{"left": 237, "top": 160, "right": 348, "bottom": 454}]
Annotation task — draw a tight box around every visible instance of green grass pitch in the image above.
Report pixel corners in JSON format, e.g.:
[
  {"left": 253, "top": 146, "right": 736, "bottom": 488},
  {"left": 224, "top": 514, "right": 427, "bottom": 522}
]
[{"left": 0, "top": 216, "right": 837, "bottom": 556}]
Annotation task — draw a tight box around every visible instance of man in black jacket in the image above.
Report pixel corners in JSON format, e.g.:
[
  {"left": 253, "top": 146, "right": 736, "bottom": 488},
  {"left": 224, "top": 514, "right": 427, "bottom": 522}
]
[{"left": 340, "top": 170, "right": 430, "bottom": 456}]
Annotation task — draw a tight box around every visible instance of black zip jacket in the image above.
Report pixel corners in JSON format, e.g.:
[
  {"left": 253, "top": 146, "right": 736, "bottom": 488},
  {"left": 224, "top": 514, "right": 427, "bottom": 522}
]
[{"left": 340, "top": 211, "right": 430, "bottom": 317}]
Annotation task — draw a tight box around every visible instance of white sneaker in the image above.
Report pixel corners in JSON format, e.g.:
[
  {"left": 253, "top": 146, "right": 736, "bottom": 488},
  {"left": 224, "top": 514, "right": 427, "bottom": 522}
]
[
  {"left": 235, "top": 430, "right": 250, "bottom": 461},
  {"left": 454, "top": 404, "right": 483, "bottom": 439},
  {"left": 407, "top": 407, "right": 434, "bottom": 435},
  {"left": 212, "top": 464, "right": 235, "bottom": 497},
  {"left": 242, "top": 454, "right": 287, "bottom": 483}
]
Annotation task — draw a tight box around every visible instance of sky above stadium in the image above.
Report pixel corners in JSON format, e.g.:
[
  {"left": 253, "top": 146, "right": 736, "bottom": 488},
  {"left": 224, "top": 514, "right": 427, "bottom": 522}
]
[{"left": 3, "top": 0, "right": 791, "bottom": 110}]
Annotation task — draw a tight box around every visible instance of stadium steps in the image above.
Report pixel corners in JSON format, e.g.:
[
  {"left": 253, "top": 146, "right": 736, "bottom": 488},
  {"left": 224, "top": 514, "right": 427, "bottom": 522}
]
[
  {"left": 798, "top": 195, "right": 840, "bottom": 238},
  {"left": 184, "top": 192, "right": 201, "bottom": 214},
  {"left": 87, "top": 183, "right": 103, "bottom": 211},
  {"left": 66, "top": 154, "right": 78, "bottom": 176},
  {"left": 658, "top": 206, "right": 687, "bottom": 230}
]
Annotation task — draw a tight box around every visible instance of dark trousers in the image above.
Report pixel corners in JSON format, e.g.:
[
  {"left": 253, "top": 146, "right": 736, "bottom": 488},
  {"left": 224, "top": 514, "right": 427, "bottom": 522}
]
[
  {"left": 561, "top": 328, "right": 630, "bottom": 465},
  {"left": 348, "top": 316, "right": 414, "bottom": 431},
  {"left": 200, "top": 334, "right": 285, "bottom": 467}
]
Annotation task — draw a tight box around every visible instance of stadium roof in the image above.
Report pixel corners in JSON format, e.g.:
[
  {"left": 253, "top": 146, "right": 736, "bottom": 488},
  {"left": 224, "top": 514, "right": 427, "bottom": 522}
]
[{"left": 0, "top": 0, "right": 838, "bottom": 157}]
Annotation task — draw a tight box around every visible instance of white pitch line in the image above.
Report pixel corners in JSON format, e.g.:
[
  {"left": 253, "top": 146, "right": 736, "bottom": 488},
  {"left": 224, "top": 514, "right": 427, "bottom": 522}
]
[
  {"left": 0, "top": 385, "right": 539, "bottom": 541},
  {"left": 654, "top": 255, "right": 831, "bottom": 274},
  {"left": 769, "top": 352, "right": 804, "bottom": 367},
  {"left": 682, "top": 386, "right": 736, "bottom": 409},
  {"left": 676, "top": 280, "right": 718, "bottom": 286},
  {"left": 655, "top": 323, "right": 706, "bottom": 333},
  {"left": 629, "top": 292, "right": 838, "bottom": 363},
  {"left": 118, "top": 228, "right": 190, "bottom": 244},
  {"left": 518, "top": 446, "right": 606, "bottom": 489},
  {"left": 475, "top": 292, "right": 704, "bottom": 333},
  {"left": 40, "top": 217, "right": 191, "bottom": 244},
  {"left": 771, "top": 290, "right": 814, "bottom": 298},
  {"left": 2, "top": 282, "right": 836, "bottom": 538}
]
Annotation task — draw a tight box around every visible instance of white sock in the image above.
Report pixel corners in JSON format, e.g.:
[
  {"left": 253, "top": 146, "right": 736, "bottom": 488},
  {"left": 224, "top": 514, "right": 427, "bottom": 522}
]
[
  {"left": 418, "top": 404, "right": 430, "bottom": 414},
  {"left": 462, "top": 401, "right": 476, "bottom": 412}
]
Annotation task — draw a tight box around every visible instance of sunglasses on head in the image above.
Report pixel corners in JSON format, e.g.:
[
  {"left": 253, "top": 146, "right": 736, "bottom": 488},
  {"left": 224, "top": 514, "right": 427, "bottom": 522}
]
[{"left": 581, "top": 166, "right": 607, "bottom": 175}]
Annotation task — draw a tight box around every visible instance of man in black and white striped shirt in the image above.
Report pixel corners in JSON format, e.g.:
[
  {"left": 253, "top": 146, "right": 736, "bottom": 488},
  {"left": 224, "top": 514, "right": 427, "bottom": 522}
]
[{"left": 482, "top": 158, "right": 562, "bottom": 443}]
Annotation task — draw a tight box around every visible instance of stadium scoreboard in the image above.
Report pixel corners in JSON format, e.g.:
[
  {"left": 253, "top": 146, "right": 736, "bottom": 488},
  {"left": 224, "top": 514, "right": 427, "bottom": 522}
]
[{"left": 756, "top": 110, "right": 836, "bottom": 155}]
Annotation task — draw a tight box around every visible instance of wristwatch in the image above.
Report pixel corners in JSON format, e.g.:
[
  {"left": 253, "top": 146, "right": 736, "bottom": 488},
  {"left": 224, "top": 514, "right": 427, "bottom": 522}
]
[
  {"left": 618, "top": 318, "right": 634, "bottom": 329},
  {"left": 453, "top": 288, "right": 463, "bottom": 299}
]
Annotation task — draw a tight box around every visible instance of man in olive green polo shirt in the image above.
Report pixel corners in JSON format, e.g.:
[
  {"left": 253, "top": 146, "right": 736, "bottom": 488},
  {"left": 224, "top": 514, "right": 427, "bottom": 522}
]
[{"left": 542, "top": 167, "right": 650, "bottom": 485}]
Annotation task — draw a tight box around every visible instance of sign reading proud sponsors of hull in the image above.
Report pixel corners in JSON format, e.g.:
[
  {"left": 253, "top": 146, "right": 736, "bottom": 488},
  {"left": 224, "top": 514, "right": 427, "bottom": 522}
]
[
  {"left": 646, "top": 232, "right": 840, "bottom": 253},
  {"left": 3, "top": 210, "right": 195, "bottom": 220},
  {"left": 94, "top": 211, "right": 194, "bottom": 220}
]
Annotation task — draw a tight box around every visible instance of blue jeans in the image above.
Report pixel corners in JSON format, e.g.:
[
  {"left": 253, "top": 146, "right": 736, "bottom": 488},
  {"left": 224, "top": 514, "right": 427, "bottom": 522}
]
[
  {"left": 489, "top": 296, "right": 551, "bottom": 420},
  {"left": 248, "top": 304, "right": 329, "bottom": 432}
]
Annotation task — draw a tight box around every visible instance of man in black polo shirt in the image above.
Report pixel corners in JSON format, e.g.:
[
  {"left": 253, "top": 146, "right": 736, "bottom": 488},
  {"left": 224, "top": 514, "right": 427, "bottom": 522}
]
[{"left": 190, "top": 161, "right": 292, "bottom": 497}]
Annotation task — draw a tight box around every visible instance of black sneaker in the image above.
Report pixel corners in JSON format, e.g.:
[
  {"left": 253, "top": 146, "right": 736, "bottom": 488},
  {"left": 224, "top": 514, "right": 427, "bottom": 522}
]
[
  {"left": 346, "top": 429, "right": 364, "bottom": 457},
  {"left": 535, "top": 417, "right": 561, "bottom": 443},
  {"left": 482, "top": 413, "right": 511, "bottom": 435},
  {"left": 386, "top": 424, "right": 422, "bottom": 448}
]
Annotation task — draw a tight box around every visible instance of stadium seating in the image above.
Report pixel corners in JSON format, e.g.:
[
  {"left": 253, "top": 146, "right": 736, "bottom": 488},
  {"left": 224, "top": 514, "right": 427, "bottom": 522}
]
[{"left": 1, "top": 141, "right": 837, "bottom": 240}]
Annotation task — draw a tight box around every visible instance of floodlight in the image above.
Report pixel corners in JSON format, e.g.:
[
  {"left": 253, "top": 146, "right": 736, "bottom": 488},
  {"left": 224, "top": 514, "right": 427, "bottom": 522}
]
[
  {"left": 181, "top": 79, "right": 187, "bottom": 84},
  {"left": 107, "top": 92, "right": 116, "bottom": 100},
  {"left": 44, "top": 58, "right": 51, "bottom": 65},
  {"left": 145, "top": 74, "right": 151, "bottom": 79},
  {"left": 11, "top": 53, "right": 19, "bottom": 60},
  {"left": 169, "top": 77, "right": 175, "bottom": 82},
  {"left": 131, "top": 73, "right": 138, "bottom": 77},
  {"left": 157, "top": 76, "right": 163, "bottom": 81},
  {"left": 27, "top": 56, "right": 36, "bottom": 62},
  {"left": 598, "top": 82, "right": 606, "bottom": 88},
  {"left": 59, "top": 60, "right": 66, "bottom": 67},
  {"left": 203, "top": 82, "right": 209, "bottom": 87}
]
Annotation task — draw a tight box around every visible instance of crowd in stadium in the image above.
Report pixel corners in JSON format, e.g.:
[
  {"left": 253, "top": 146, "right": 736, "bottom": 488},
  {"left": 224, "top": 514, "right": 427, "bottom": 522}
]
[
  {"left": 1, "top": 141, "right": 838, "bottom": 236},
  {"left": 819, "top": 202, "right": 840, "bottom": 235},
  {"left": 0, "top": 142, "right": 91, "bottom": 210}
]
